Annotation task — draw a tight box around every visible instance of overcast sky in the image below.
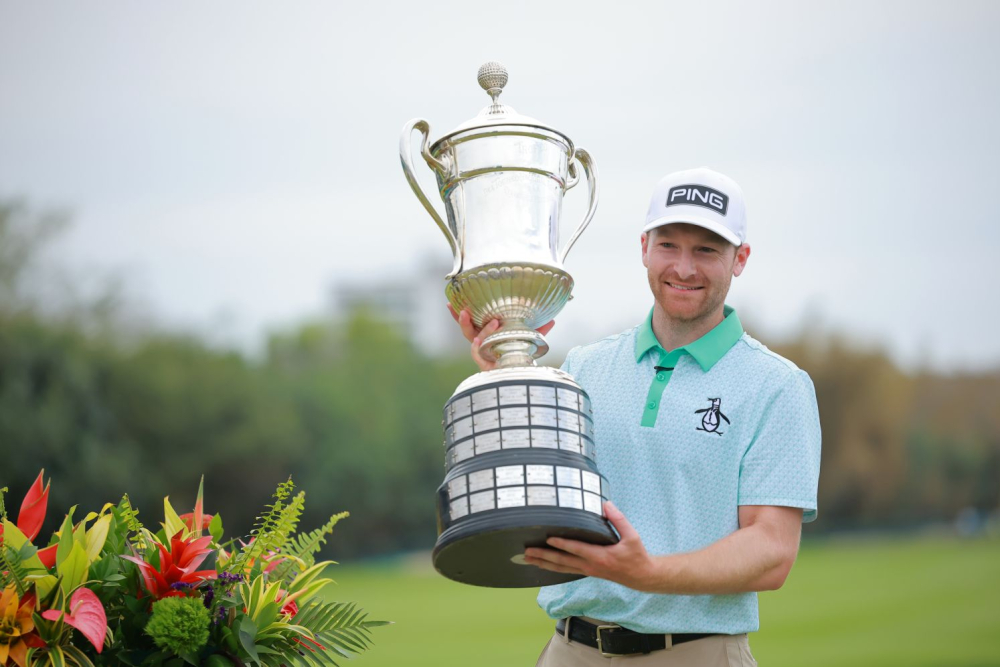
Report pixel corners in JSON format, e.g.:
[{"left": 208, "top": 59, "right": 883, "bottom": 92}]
[{"left": 1, "top": 1, "right": 998, "bottom": 372}]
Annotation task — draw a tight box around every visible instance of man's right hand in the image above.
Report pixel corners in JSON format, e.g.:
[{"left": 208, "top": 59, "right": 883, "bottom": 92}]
[{"left": 447, "top": 304, "right": 555, "bottom": 373}]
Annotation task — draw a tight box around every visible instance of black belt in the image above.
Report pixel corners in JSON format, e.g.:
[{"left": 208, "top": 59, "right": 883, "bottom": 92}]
[{"left": 555, "top": 617, "right": 720, "bottom": 657}]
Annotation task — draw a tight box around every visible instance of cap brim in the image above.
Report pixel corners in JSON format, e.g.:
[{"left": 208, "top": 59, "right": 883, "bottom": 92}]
[{"left": 642, "top": 214, "right": 742, "bottom": 246}]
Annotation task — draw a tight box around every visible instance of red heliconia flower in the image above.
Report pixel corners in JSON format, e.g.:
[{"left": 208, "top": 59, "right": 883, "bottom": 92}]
[
  {"left": 179, "top": 512, "right": 213, "bottom": 533},
  {"left": 0, "top": 471, "right": 50, "bottom": 545},
  {"left": 122, "top": 531, "right": 217, "bottom": 599},
  {"left": 275, "top": 589, "right": 298, "bottom": 618},
  {"left": 36, "top": 545, "right": 58, "bottom": 570}
]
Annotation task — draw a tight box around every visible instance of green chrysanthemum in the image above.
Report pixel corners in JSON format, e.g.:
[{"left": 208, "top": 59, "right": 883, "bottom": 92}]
[{"left": 145, "top": 597, "right": 211, "bottom": 656}]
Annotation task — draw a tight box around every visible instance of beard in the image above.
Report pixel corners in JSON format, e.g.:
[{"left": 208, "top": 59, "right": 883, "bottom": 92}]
[{"left": 647, "top": 272, "right": 732, "bottom": 325}]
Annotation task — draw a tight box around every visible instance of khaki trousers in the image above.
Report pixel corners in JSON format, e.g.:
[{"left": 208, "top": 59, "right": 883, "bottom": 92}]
[{"left": 535, "top": 629, "right": 758, "bottom": 667}]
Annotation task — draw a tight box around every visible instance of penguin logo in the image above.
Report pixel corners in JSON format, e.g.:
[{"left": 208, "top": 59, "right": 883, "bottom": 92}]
[{"left": 695, "top": 398, "right": 730, "bottom": 436}]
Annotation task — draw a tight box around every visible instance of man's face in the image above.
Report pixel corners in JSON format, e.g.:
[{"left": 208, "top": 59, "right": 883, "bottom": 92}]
[{"left": 641, "top": 223, "right": 750, "bottom": 324}]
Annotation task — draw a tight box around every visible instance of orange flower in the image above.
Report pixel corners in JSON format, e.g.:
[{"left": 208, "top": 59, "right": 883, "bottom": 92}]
[{"left": 0, "top": 585, "right": 43, "bottom": 667}]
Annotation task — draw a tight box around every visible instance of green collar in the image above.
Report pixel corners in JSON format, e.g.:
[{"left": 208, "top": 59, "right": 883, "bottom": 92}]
[{"left": 634, "top": 305, "right": 744, "bottom": 371}]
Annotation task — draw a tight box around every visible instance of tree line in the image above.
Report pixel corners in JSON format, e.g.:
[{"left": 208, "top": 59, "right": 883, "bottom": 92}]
[{"left": 1, "top": 202, "right": 997, "bottom": 558}]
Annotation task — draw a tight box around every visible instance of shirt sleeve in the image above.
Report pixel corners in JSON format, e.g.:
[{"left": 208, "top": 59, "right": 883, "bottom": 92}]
[{"left": 738, "top": 369, "right": 822, "bottom": 523}]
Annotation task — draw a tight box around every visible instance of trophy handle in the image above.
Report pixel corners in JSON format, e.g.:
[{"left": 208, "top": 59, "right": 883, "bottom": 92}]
[
  {"left": 400, "top": 118, "right": 462, "bottom": 277},
  {"left": 559, "top": 148, "right": 599, "bottom": 264}
]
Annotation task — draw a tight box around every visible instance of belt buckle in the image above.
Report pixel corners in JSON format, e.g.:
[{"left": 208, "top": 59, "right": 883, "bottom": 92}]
[{"left": 595, "top": 624, "right": 624, "bottom": 658}]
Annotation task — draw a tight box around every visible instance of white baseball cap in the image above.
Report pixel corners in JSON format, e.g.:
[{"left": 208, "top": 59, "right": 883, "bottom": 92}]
[{"left": 642, "top": 167, "right": 747, "bottom": 246}]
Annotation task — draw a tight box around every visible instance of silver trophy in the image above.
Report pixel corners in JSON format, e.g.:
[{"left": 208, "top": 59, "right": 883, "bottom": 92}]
[{"left": 400, "top": 62, "right": 617, "bottom": 588}]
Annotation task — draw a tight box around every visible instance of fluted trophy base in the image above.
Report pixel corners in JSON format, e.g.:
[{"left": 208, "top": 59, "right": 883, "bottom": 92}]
[
  {"left": 445, "top": 262, "right": 573, "bottom": 367},
  {"left": 433, "top": 367, "right": 618, "bottom": 588}
]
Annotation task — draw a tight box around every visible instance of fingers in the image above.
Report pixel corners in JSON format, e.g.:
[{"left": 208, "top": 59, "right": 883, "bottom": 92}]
[
  {"left": 479, "top": 318, "right": 501, "bottom": 339},
  {"left": 603, "top": 501, "right": 639, "bottom": 541},
  {"left": 524, "top": 547, "right": 587, "bottom": 574},
  {"left": 537, "top": 320, "right": 556, "bottom": 336},
  {"left": 453, "top": 308, "right": 479, "bottom": 344},
  {"left": 545, "top": 537, "right": 602, "bottom": 561}
]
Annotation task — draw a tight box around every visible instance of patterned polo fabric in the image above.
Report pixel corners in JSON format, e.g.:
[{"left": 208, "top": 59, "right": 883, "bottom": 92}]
[{"left": 536, "top": 306, "right": 822, "bottom": 634}]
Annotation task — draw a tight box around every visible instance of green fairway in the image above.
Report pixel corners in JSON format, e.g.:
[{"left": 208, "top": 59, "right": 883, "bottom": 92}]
[{"left": 324, "top": 535, "right": 1000, "bottom": 667}]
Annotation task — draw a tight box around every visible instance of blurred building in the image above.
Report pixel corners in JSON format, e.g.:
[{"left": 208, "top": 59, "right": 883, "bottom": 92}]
[{"left": 330, "top": 255, "right": 466, "bottom": 356}]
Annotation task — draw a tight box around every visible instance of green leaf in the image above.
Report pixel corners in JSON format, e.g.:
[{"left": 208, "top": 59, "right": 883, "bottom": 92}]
[
  {"left": 162, "top": 497, "right": 186, "bottom": 540},
  {"left": 209, "top": 513, "right": 224, "bottom": 543},
  {"left": 27, "top": 573, "right": 58, "bottom": 599},
  {"left": 57, "top": 542, "right": 89, "bottom": 594},
  {"left": 220, "top": 625, "right": 239, "bottom": 654},
  {"left": 238, "top": 615, "right": 261, "bottom": 664},
  {"left": 84, "top": 515, "right": 112, "bottom": 563},
  {"left": 62, "top": 644, "right": 96, "bottom": 667},
  {"left": 50, "top": 646, "right": 67, "bottom": 667},
  {"left": 56, "top": 507, "right": 78, "bottom": 567},
  {"left": 1, "top": 520, "right": 46, "bottom": 572}
]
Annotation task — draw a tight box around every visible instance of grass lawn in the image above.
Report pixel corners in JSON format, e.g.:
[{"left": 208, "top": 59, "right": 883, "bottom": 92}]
[{"left": 323, "top": 535, "right": 1000, "bottom": 667}]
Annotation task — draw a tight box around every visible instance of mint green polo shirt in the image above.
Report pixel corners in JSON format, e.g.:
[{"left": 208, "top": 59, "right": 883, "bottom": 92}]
[{"left": 537, "top": 306, "right": 822, "bottom": 634}]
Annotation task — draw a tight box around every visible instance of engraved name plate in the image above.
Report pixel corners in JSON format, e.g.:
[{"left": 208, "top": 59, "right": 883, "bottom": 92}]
[
  {"left": 468, "top": 469, "right": 494, "bottom": 492},
  {"left": 500, "top": 407, "right": 530, "bottom": 427},
  {"left": 475, "top": 432, "right": 501, "bottom": 455},
  {"left": 526, "top": 465, "right": 554, "bottom": 485},
  {"left": 469, "top": 490, "right": 495, "bottom": 513},
  {"left": 451, "top": 396, "right": 472, "bottom": 421},
  {"left": 453, "top": 417, "right": 474, "bottom": 441},
  {"left": 558, "top": 488, "right": 583, "bottom": 509},
  {"left": 530, "top": 407, "right": 558, "bottom": 427},
  {"left": 557, "top": 388, "right": 579, "bottom": 410},
  {"left": 527, "top": 486, "right": 557, "bottom": 506},
  {"left": 533, "top": 430, "right": 559, "bottom": 449},
  {"left": 529, "top": 386, "right": 557, "bottom": 405},
  {"left": 502, "top": 429, "right": 531, "bottom": 448},
  {"left": 450, "top": 496, "right": 469, "bottom": 519},
  {"left": 556, "top": 466, "right": 582, "bottom": 488},
  {"left": 453, "top": 441, "right": 474, "bottom": 464},
  {"left": 448, "top": 475, "right": 468, "bottom": 499},
  {"left": 472, "top": 389, "right": 498, "bottom": 411},
  {"left": 497, "top": 487, "right": 526, "bottom": 508},
  {"left": 499, "top": 385, "right": 528, "bottom": 405},
  {"left": 496, "top": 465, "right": 525, "bottom": 487},
  {"left": 474, "top": 409, "right": 500, "bottom": 432}
]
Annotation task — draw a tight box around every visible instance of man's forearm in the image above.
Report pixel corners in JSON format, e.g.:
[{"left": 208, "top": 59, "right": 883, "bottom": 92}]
[{"left": 637, "top": 521, "right": 798, "bottom": 595}]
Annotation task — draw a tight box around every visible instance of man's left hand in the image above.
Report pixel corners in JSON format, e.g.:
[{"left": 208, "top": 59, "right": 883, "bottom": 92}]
[{"left": 523, "top": 501, "right": 655, "bottom": 591}]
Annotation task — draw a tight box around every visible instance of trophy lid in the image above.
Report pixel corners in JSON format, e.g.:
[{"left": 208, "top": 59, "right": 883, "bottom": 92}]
[{"left": 432, "top": 62, "right": 574, "bottom": 150}]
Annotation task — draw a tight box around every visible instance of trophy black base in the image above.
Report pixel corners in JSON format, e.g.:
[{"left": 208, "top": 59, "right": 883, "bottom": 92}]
[{"left": 432, "top": 507, "right": 618, "bottom": 588}]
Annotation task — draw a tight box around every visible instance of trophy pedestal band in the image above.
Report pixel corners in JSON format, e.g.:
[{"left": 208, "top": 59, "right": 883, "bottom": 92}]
[
  {"left": 433, "top": 506, "right": 617, "bottom": 588},
  {"left": 434, "top": 372, "right": 618, "bottom": 588}
]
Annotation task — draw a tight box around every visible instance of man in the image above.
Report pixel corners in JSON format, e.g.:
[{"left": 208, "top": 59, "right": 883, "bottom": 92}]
[{"left": 451, "top": 167, "right": 821, "bottom": 666}]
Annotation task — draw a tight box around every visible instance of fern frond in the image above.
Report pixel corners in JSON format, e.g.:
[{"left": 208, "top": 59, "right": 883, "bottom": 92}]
[
  {"left": 117, "top": 494, "right": 149, "bottom": 553},
  {"left": 272, "top": 511, "right": 349, "bottom": 582},
  {"left": 0, "top": 485, "right": 8, "bottom": 522},
  {"left": 227, "top": 478, "right": 298, "bottom": 575},
  {"left": 0, "top": 543, "right": 32, "bottom": 595}
]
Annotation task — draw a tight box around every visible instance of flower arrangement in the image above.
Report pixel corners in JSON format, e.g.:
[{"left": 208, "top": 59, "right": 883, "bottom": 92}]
[{"left": 0, "top": 472, "right": 385, "bottom": 667}]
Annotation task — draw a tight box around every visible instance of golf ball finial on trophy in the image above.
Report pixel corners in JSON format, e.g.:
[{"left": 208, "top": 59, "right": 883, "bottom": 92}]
[{"left": 400, "top": 62, "right": 618, "bottom": 588}]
